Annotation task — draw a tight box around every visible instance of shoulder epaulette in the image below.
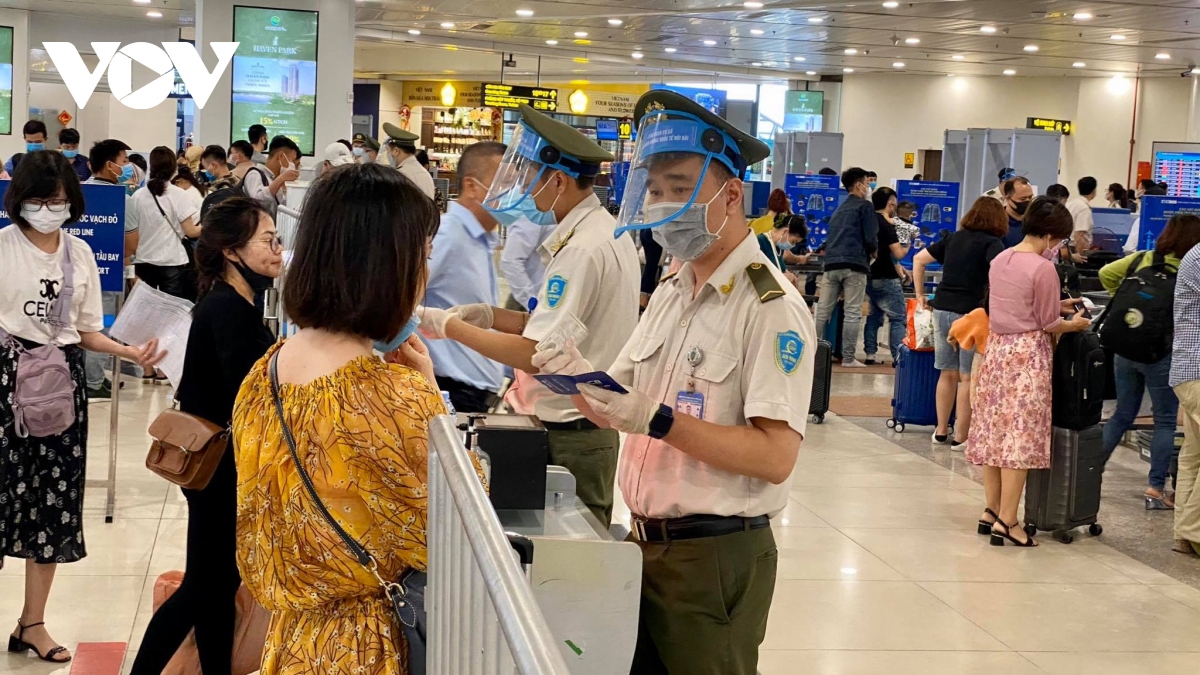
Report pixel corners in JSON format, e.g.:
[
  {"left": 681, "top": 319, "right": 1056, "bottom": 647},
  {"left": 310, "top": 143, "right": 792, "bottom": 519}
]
[{"left": 745, "top": 262, "right": 785, "bottom": 303}]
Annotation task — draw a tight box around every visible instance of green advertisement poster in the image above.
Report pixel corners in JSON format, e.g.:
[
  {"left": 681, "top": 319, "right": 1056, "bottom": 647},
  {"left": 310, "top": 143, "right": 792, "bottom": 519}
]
[
  {"left": 0, "top": 27, "right": 13, "bottom": 136},
  {"left": 783, "top": 90, "right": 824, "bottom": 133},
  {"left": 231, "top": 7, "right": 318, "bottom": 155}
]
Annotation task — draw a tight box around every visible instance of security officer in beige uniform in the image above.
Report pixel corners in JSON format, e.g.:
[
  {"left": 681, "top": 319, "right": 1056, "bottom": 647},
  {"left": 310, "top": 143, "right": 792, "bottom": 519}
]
[
  {"left": 420, "top": 104, "right": 640, "bottom": 527},
  {"left": 534, "top": 90, "right": 816, "bottom": 674},
  {"left": 382, "top": 122, "right": 437, "bottom": 199}
]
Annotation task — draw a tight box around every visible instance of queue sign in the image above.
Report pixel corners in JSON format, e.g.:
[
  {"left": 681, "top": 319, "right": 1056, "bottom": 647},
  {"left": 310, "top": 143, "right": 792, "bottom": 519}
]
[{"left": 482, "top": 83, "right": 559, "bottom": 111}]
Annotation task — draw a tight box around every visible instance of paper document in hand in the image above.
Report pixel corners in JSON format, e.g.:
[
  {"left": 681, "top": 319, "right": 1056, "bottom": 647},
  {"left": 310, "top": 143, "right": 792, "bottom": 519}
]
[{"left": 109, "top": 283, "right": 195, "bottom": 389}]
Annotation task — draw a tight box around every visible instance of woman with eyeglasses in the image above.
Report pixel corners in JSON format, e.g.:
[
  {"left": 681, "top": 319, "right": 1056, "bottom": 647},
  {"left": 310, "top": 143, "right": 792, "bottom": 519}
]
[
  {"left": 0, "top": 151, "right": 164, "bottom": 663},
  {"left": 131, "top": 197, "right": 281, "bottom": 675}
]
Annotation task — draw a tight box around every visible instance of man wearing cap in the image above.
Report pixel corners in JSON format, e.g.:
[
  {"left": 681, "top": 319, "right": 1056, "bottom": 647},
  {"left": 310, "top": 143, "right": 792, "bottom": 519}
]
[
  {"left": 352, "top": 132, "right": 381, "bottom": 164},
  {"left": 321, "top": 141, "right": 355, "bottom": 175},
  {"left": 532, "top": 90, "right": 815, "bottom": 674},
  {"left": 382, "top": 122, "right": 436, "bottom": 199},
  {"left": 419, "top": 104, "right": 640, "bottom": 527},
  {"left": 984, "top": 167, "right": 1018, "bottom": 202}
]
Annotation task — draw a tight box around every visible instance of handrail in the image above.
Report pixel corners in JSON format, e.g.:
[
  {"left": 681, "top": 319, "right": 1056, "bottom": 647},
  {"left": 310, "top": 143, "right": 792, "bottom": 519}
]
[{"left": 427, "top": 415, "right": 571, "bottom": 674}]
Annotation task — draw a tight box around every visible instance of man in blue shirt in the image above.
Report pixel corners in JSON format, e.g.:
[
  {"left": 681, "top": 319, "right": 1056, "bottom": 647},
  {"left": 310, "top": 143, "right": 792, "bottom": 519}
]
[
  {"left": 423, "top": 141, "right": 508, "bottom": 412},
  {"left": 59, "top": 128, "right": 91, "bottom": 180},
  {"left": 1002, "top": 177, "right": 1034, "bottom": 248},
  {"left": 1172, "top": 244, "right": 1200, "bottom": 556},
  {"left": 3, "top": 120, "right": 48, "bottom": 175},
  {"left": 499, "top": 215, "right": 551, "bottom": 311}
]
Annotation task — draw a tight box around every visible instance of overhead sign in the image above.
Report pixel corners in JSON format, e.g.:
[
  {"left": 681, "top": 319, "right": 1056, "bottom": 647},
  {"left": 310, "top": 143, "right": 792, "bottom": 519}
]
[
  {"left": 904, "top": 152, "right": 915, "bottom": 169},
  {"left": 481, "top": 83, "right": 558, "bottom": 111},
  {"left": 44, "top": 41, "right": 237, "bottom": 109},
  {"left": 403, "top": 80, "right": 481, "bottom": 107},
  {"left": 1027, "top": 117, "right": 1072, "bottom": 135},
  {"left": 618, "top": 117, "right": 633, "bottom": 141}
]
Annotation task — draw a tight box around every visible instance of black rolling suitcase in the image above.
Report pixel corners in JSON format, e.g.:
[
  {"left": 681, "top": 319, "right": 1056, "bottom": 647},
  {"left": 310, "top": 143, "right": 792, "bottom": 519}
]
[
  {"left": 809, "top": 339, "right": 833, "bottom": 424},
  {"left": 1023, "top": 425, "right": 1105, "bottom": 544}
]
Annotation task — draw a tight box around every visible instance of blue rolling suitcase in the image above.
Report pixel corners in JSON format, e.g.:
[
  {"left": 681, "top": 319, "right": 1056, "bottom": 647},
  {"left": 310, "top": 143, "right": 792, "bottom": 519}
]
[{"left": 886, "top": 346, "right": 947, "bottom": 433}]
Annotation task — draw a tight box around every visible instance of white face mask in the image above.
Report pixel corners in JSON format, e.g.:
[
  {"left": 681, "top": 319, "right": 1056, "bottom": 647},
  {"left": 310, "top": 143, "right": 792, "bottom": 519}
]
[
  {"left": 21, "top": 203, "right": 70, "bottom": 234},
  {"left": 647, "top": 182, "right": 730, "bottom": 262}
]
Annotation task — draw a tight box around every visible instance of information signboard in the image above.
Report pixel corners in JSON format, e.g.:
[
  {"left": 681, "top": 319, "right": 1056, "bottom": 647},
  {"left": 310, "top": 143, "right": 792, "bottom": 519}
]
[
  {"left": 1138, "top": 195, "right": 1200, "bottom": 251},
  {"left": 481, "top": 83, "right": 559, "bottom": 111},
  {"left": 784, "top": 173, "right": 840, "bottom": 250},
  {"left": 896, "top": 180, "right": 961, "bottom": 268},
  {"left": 231, "top": 7, "right": 320, "bottom": 155}
]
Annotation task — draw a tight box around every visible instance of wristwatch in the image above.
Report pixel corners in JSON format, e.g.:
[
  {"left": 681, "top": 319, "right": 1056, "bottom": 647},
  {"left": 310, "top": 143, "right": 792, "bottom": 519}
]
[{"left": 647, "top": 403, "right": 675, "bottom": 439}]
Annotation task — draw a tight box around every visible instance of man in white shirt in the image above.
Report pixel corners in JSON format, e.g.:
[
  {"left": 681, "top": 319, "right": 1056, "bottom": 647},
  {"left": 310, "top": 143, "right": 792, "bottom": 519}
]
[
  {"left": 240, "top": 137, "right": 300, "bottom": 213},
  {"left": 500, "top": 216, "right": 552, "bottom": 311},
  {"left": 1067, "top": 175, "right": 1098, "bottom": 254},
  {"left": 382, "top": 122, "right": 436, "bottom": 200}
]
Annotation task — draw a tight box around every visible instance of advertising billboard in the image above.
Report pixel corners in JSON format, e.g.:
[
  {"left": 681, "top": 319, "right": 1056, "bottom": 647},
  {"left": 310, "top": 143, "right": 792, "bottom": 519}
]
[
  {"left": 0, "top": 27, "right": 12, "bottom": 136},
  {"left": 231, "top": 7, "right": 319, "bottom": 155},
  {"left": 782, "top": 90, "right": 823, "bottom": 132}
]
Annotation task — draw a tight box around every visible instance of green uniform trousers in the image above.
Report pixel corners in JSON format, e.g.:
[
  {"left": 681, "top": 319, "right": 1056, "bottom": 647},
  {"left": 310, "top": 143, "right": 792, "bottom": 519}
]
[
  {"left": 545, "top": 427, "right": 619, "bottom": 528},
  {"left": 630, "top": 526, "right": 778, "bottom": 675}
]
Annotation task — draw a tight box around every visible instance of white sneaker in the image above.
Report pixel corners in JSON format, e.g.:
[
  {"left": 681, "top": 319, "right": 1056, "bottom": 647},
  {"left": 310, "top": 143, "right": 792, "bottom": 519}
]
[{"left": 841, "top": 359, "right": 867, "bottom": 368}]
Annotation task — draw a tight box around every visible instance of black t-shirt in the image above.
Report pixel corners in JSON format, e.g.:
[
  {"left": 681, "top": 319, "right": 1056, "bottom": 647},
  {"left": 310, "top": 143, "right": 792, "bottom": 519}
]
[
  {"left": 927, "top": 229, "right": 1005, "bottom": 314},
  {"left": 869, "top": 214, "right": 901, "bottom": 280}
]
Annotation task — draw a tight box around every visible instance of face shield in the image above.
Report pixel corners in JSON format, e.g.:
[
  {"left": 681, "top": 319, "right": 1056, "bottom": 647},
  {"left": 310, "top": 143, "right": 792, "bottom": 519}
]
[
  {"left": 614, "top": 109, "right": 746, "bottom": 236},
  {"left": 482, "top": 122, "right": 588, "bottom": 225}
]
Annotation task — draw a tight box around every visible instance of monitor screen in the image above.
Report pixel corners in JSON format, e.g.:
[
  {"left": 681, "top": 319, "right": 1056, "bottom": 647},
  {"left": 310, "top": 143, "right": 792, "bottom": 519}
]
[
  {"left": 0, "top": 27, "right": 12, "bottom": 136},
  {"left": 1152, "top": 147, "right": 1200, "bottom": 198},
  {"left": 231, "top": 7, "right": 319, "bottom": 155},
  {"left": 596, "top": 118, "right": 618, "bottom": 141},
  {"left": 783, "top": 90, "right": 823, "bottom": 132}
]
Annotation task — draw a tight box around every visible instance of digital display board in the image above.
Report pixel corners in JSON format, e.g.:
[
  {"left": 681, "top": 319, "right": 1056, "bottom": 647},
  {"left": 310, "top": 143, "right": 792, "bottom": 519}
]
[
  {"left": 1153, "top": 150, "right": 1200, "bottom": 198},
  {"left": 1026, "top": 117, "right": 1073, "bottom": 135},
  {"left": 596, "top": 118, "right": 618, "bottom": 141},
  {"left": 0, "top": 27, "right": 12, "bottom": 136},
  {"left": 783, "top": 91, "right": 823, "bottom": 132},
  {"left": 231, "top": 7, "right": 319, "bottom": 155},
  {"left": 481, "top": 83, "right": 559, "bottom": 111}
]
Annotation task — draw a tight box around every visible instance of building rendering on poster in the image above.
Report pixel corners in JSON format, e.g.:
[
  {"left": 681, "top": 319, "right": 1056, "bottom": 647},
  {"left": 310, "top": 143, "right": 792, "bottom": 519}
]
[{"left": 230, "top": 7, "right": 319, "bottom": 155}]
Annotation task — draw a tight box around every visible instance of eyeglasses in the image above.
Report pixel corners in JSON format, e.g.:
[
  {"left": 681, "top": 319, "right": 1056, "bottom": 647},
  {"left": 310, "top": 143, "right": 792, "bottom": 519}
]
[
  {"left": 251, "top": 235, "right": 284, "bottom": 252},
  {"left": 24, "top": 199, "right": 70, "bottom": 213}
]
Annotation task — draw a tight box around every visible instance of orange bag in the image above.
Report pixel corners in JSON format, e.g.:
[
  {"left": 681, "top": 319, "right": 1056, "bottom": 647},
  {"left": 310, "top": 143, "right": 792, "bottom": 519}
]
[
  {"left": 904, "top": 299, "right": 936, "bottom": 351},
  {"left": 152, "top": 571, "right": 271, "bottom": 675}
]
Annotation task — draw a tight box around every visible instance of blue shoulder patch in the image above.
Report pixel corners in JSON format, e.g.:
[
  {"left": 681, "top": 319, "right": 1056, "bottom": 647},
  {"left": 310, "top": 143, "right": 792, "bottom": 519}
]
[
  {"left": 775, "top": 330, "right": 804, "bottom": 375},
  {"left": 545, "top": 275, "right": 568, "bottom": 310}
]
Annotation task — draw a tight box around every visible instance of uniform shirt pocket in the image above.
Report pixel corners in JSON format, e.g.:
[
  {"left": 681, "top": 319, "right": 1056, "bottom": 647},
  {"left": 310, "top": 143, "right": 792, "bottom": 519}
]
[{"left": 689, "top": 351, "right": 738, "bottom": 421}]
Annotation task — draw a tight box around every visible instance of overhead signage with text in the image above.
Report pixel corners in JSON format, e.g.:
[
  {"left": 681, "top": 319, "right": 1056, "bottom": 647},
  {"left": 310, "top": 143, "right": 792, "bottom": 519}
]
[
  {"left": 1027, "top": 117, "right": 1072, "bottom": 135},
  {"left": 403, "top": 81, "right": 481, "bottom": 107},
  {"left": 230, "top": 7, "right": 319, "bottom": 155},
  {"left": 1138, "top": 196, "right": 1200, "bottom": 251},
  {"left": 481, "top": 83, "right": 558, "bottom": 111}
]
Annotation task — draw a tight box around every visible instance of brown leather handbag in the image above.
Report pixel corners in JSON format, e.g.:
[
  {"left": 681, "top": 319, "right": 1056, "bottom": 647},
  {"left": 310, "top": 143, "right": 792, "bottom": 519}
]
[{"left": 146, "top": 405, "right": 230, "bottom": 490}]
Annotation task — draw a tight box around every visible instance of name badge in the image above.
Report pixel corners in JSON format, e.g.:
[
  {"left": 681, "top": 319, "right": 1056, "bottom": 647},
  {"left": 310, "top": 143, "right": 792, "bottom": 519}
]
[{"left": 675, "top": 391, "right": 705, "bottom": 419}]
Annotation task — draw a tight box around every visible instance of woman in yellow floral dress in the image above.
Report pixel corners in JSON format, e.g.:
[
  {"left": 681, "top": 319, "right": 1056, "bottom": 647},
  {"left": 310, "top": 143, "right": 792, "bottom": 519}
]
[{"left": 232, "top": 163, "right": 442, "bottom": 675}]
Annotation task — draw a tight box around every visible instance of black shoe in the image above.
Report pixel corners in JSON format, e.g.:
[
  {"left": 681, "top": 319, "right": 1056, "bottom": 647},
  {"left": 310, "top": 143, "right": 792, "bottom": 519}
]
[
  {"left": 864, "top": 357, "right": 879, "bottom": 365},
  {"left": 86, "top": 381, "right": 112, "bottom": 401},
  {"left": 990, "top": 521, "right": 1038, "bottom": 547},
  {"left": 977, "top": 508, "right": 998, "bottom": 535}
]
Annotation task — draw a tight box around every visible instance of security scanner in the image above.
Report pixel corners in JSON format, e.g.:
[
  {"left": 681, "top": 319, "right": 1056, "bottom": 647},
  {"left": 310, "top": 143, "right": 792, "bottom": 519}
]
[
  {"left": 942, "top": 127, "right": 1062, "bottom": 215},
  {"left": 769, "top": 131, "right": 844, "bottom": 192}
]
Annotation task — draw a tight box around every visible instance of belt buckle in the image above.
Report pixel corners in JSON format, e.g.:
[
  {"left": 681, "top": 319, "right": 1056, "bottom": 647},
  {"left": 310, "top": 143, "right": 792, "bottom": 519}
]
[{"left": 632, "top": 517, "right": 646, "bottom": 541}]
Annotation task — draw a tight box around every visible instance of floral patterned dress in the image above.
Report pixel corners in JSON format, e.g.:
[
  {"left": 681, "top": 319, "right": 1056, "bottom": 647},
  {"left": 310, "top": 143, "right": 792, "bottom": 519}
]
[
  {"left": 232, "top": 342, "right": 446, "bottom": 675},
  {"left": 967, "top": 330, "right": 1054, "bottom": 470}
]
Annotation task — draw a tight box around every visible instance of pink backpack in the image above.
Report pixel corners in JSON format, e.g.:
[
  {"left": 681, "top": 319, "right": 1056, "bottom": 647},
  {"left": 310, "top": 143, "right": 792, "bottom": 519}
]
[{"left": 2, "top": 237, "right": 77, "bottom": 438}]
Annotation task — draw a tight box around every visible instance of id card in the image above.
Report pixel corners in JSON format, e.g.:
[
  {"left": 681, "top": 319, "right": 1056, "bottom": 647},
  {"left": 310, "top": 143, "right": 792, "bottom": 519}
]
[{"left": 675, "top": 391, "right": 705, "bottom": 419}]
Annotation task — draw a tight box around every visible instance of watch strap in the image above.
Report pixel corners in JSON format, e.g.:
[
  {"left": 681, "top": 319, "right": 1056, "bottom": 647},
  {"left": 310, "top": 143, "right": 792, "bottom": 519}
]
[{"left": 647, "top": 403, "right": 675, "bottom": 439}]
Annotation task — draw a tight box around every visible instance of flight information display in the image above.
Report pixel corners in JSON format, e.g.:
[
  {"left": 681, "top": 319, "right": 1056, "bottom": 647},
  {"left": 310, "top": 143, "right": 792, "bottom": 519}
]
[{"left": 1153, "top": 150, "right": 1200, "bottom": 198}]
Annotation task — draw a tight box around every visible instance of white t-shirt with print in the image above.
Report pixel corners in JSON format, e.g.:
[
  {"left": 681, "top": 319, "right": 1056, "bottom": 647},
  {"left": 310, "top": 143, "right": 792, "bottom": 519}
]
[
  {"left": 130, "top": 184, "right": 200, "bottom": 266},
  {"left": 0, "top": 226, "right": 104, "bottom": 345}
]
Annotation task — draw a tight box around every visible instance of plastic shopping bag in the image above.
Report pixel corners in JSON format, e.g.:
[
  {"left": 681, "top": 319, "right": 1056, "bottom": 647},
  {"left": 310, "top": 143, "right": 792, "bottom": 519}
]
[
  {"left": 905, "top": 299, "right": 936, "bottom": 351},
  {"left": 153, "top": 571, "right": 270, "bottom": 675}
]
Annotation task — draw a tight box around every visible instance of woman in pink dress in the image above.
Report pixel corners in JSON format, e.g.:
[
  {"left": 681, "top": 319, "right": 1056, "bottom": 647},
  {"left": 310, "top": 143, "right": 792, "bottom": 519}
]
[{"left": 967, "top": 197, "right": 1091, "bottom": 547}]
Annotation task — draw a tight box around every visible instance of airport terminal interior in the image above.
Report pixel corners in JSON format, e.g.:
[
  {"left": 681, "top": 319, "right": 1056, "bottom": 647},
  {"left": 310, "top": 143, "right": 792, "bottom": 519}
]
[{"left": 0, "top": 1, "right": 1199, "bottom": 674}]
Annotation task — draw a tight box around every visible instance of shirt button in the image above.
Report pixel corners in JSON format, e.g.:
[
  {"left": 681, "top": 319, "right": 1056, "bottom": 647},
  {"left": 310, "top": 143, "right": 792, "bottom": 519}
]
[{"left": 680, "top": 319, "right": 688, "bottom": 327}]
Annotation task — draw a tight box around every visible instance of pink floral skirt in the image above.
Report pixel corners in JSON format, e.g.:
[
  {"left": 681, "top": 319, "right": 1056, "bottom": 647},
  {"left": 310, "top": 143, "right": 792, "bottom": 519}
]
[{"left": 966, "top": 330, "right": 1053, "bottom": 470}]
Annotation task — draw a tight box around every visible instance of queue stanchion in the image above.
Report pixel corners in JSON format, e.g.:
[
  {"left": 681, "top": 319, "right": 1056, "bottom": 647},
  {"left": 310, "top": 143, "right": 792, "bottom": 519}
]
[{"left": 85, "top": 292, "right": 123, "bottom": 524}]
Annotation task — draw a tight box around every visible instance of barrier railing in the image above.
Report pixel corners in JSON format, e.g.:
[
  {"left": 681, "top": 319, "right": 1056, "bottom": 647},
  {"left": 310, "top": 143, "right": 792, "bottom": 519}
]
[
  {"left": 276, "top": 205, "right": 301, "bottom": 252},
  {"left": 427, "top": 415, "right": 571, "bottom": 675}
]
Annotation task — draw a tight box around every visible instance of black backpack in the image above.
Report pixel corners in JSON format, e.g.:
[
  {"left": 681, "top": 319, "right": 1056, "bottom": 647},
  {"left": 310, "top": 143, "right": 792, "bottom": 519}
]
[
  {"left": 1052, "top": 329, "right": 1106, "bottom": 430},
  {"left": 1095, "top": 252, "right": 1176, "bottom": 364},
  {"left": 200, "top": 167, "right": 273, "bottom": 223}
]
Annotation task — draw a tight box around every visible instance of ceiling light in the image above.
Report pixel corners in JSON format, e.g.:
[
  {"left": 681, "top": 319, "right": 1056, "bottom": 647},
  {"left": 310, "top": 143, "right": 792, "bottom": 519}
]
[
  {"left": 408, "top": 29, "right": 421, "bottom": 35},
  {"left": 1110, "top": 33, "right": 1126, "bottom": 40},
  {"left": 980, "top": 25, "right": 997, "bottom": 33},
  {"left": 1074, "top": 12, "right": 1093, "bottom": 20},
  {"left": 1191, "top": 67, "right": 1200, "bottom": 75},
  {"left": 893, "top": 61, "right": 905, "bottom": 67},
  {"left": 703, "top": 39, "right": 717, "bottom": 46},
  {"left": 843, "top": 67, "right": 855, "bottom": 72},
  {"left": 545, "top": 39, "right": 557, "bottom": 45},
  {"left": 146, "top": 10, "right": 161, "bottom": 17},
  {"left": 844, "top": 48, "right": 858, "bottom": 54},
  {"left": 574, "top": 31, "right": 588, "bottom": 37},
  {"left": 516, "top": 9, "right": 534, "bottom": 17},
  {"left": 1156, "top": 52, "right": 1170, "bottom": 59},
  {"left": 952, "top": 54, "right": 965, "bottom": 60},
  {"left": 440, "top": 22, "right": 455, "bottom": 29},
  {"left": 764, "top": 61, "right": 776, "bottom": 66},
  {"left": 806, "top": 70, "right": 817, "bottom": 75},
  {"left": 133, "top": 0, "right": 151, "bottom": 3},
  {"left": 744, "top": 1, "right": 764, "bottom": 7},
  {"left": 947, "top": 73, "right": 955, "bottom": 77},
  {"left": 794, "top": 55, "right": 806, "bottom": 61},
  {"left": 1024, "top": 44, "right": 1038, "bottom": 52},
  {"left": 664, "top": 47, "right": 677, "bottom": 53},
  {"left": 1003, "top": 69, "right": 1016, "bottom": 75},
  {"left": 905, "top": 37, "right": 920, "bottom": 44},
  {"left": 750, "top": 29, "right": 764, "bottom": 35},
  {"left": 631, "top": 52, "right": 644, "bottom": 59},
  {"left": 882, "top": 1, "right": 899, "bottom": 7},
  {"left": 808, "top": 16, "right": 824, "bottom": 23},
  {"left": 608, "top": 18, "right": 623, "bottom": 26},
  {"left": 1073, "top": 61, "right": 1086, "bottom": 68},
  {"left": 752, "top": 62, "right": 763, "bottom": 67}
]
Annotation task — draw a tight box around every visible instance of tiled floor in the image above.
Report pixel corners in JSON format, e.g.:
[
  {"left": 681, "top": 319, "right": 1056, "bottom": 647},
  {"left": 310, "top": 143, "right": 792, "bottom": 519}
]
[{"left": 1, "top": 378, "right": 1199, "bottom": 675}]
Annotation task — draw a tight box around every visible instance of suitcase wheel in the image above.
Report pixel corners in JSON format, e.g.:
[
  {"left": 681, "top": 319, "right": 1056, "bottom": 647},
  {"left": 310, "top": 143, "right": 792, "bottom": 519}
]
[
  {"left": 886, "top": 418, "right": 895, "bottom": 429},
  {"left": 811, "top": 414, "right": 825, "bottom": 425},
  {"left": 1024, "top": 524, "right": 1037, "bottom": 539},
  {"left": 887, "top": 419, "right": 905, "bottom": 433},
  {"left": 1089, "top": 523, "right": 1103, "bottom": 537},
  {"left": 1059, "top": 532, "right": 1074, "bottom": 544}
]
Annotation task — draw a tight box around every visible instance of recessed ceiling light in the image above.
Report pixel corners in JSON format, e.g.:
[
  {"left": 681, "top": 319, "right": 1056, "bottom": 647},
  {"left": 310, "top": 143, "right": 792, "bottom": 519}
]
[
  {"left": 952, "top": 54, "right": 965, "bottom": 60},
  {"left": 146, "top": 10, "right": 162, "bottom": 17},
  {"left": 516, "top": 9, "right": 534, "bottom": 17},
  {"left": 883, "top": 1, "right": 899, "bottom": 7},
  {"left": 750, "top": 29, "right": 764, "bottom": 35},
  {"left": 408, "top": 29, "right": 421, "bottom": 35},
  {"left": 808, "top": 16, "right": 824, "bottom": 23},
  {"left": 664, "top": 47, "right": 677, "bottom": 53},
  {"left": 1073, "top": 61, "right": 1086, "bottom": 67},
  {"left": 1003, "top": 69, "right": 1016, "bottom": 75},
  {"left": 703, "top": 39, "right": 717, "bottom": 46},
  {"left": 764, "top": 61, "right": 776, "bottom": 66},
  {"left": 1074, "top": 12, "right": 1093, "bottom": 20},
  {"left": 980, "top": 25, "right": 997, "bottom": 33},
  {"left": 744, "top": 1, "right": 764, "bottom": 7},
  {"left": 1110, "top": 33, "right": 1126, "bottom": 40},
  {"left": 1157, "top": 52, "right": 1170, "bottom": 59},
  {"left": 844, "top": 48, "right": 858, "bottom": 54},
  {"left": 1024, "top": 44, "right": 1039, "bottom": 52},
  {"left": 752, "top": 62, "right": 763, "bottom": 66},
  {"left": 806, "top": 70, "right": 817, "bottom": 75},
  {"left": 632, "top": 52, "right": 644, "bottom": 59},
  {"left": 893, "top": 61, "right": 905, "bottom": 67},
  {"left": 133, "top": 0, "right": 151, "bottom": 3},
  {"left": 947, "top": 73, "right": 955, "bottom": 77},
  {"left": 608, "top": 18, "right": 623, "bottom": 26},
  {"left": 574, "top": 31, "right": 588, "bottom": 37},
  {"left": 440, "top": 22, "right": 455, "bottom": 29},
  {"left": 794, "top": 55, "right": 806, "bottom": 61},
  {"left": 545, "top": 39, "right": 557, "bottom": 45},
  {"left": 843, "top": 67, "right": 855, "bottom": 72},
  {"left": 905, "top": 37, "right": 920, "bottom": 44}
]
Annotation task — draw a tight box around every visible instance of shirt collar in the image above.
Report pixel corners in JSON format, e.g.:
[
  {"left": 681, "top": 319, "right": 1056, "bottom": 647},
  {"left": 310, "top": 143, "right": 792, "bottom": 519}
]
[
  {"left": 675, "top": 229, "right": 760, "bottom": 301},
  {"left": 538, "top": 193, "right": 603, "bottom": 255},
  {"left": 446, "top": 201, "right": 499, "bottom": 247},
  {"left": 399, "top": 155, "right": 419, "bottom": 170}
]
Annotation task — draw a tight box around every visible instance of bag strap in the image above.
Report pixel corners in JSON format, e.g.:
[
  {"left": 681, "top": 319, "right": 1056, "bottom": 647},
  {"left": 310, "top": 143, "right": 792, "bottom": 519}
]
[{"left": 152, "top": 190, "right": 189, "bottom": 244}]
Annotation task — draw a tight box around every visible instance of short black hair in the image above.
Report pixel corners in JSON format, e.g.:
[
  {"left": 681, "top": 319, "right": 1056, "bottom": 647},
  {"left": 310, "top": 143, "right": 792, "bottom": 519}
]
[
  {"left": 415, "top": 149, "right": 430, "bottom": 168},
  {"left": 1045, "top": 184, "right": 1070, "bottom": 201},
  {"left": 4, "top": 150, "right": 86, "bottom": 229},
  {"left": 283, "top": 163, "right": 441, "bottom": 342},
  {"left": 912, "top": 173, "right": 923, "bottom": 181},
  {"left": 59, "top": 128, "right": 80, "bottom": 145},
  {"left": 818, "top": 167, "right": 838, "bottom": 176},
  {"left": 1021, "top": 196, "right": 1074, "bottom": 239},
  {"left": 195, "top": 197, "right": 268, "bottom": 300},
  {"left": 897, "top": 200, "right": 917, "bottom": 213},
  {"left": 781, "top": 214, "right": 807, "bottom": 239},
  {"left": 1077, "top": 176, "right": 1098, "bottom": 196},
  {"left": 268, "top": 135, "right": 301, "bottom": 157},
  {"left": 337, "top": 139, "right": 352, "bottom": 151},
  {"left": 22, "top": 120, "right": 47, "bottom": 138},
  {"left": 89, "top": 139, "right": 131, "bottom": 175},
  {"left": 248, "top": 124, "right": 267, "bottom": 145},
  {"left": 229, "top": 140, "right": 255, "bottom": 161},
  {"left": 457, "top": 141, "right": 506, "bottom": 192},
  {"left": 1158, "top": 181, "right": 1169, "bottom": 190},
  {"left": 866, "top": 170, "right": 877, "bottom": 179},
  {"left": 1140, "top": 178, "right": 1158, "bottom": 191},
  {"left": 871, "top": 186, "right": 897, "bottom": 210},
  {"left": 201, "top": 144, "right": 227, "bottom": 164},
  {"left": 841, "top": 167, "right": 868, "bottom": 192},
  {"left": 128, "top": 153, "right": 148, "bottom": 173}
]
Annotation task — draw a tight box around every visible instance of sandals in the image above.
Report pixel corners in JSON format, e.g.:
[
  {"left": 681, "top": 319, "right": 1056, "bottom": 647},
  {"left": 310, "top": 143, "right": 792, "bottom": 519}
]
[
  {"left": 977, "top": 508, "right": 999, "bottom": 535},
  {"left": 1145, "top": 489, "right": 1175, "bottom": 511},
  {"left": 990, "top": 520, "right": 1038, "bottom": 547},
  {"left": 8, "top": 619, "right": 71, "bottom": 663}
]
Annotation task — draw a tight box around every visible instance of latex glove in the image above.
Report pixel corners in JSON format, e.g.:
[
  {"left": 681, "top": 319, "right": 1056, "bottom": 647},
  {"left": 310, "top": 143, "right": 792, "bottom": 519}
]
[
  {"left": 578, "top": 383, "right": 657, "bottom": 435},
  {"left": 417, "top": 306, "right": 453, "bottom": 340},
  {"left": 532, "top": 342, "right": 593, "bottom": 377},
  {"left": 450, "top": 303, "right": 494, "bottom": 330}
]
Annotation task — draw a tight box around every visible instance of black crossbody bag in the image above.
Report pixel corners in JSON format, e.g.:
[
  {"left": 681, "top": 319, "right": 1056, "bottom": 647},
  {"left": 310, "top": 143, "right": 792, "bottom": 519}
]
[{"left": 268, "top": 353, "right": 428, "bottom": 673}]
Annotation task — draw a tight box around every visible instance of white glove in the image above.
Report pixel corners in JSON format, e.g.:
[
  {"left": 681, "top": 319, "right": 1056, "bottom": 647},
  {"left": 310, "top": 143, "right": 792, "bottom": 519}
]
[
  {"left": 450, "top": 303, "right": 494, "bottom": 330},
  {"left": 532, "top": 342, "right": 593, "bottom": 376},
  {"left": 578, "top": 383, "right": 657, "bottom": 435},
  {"left": 417, "top": 306, "right": 453, "bottom": 340}
]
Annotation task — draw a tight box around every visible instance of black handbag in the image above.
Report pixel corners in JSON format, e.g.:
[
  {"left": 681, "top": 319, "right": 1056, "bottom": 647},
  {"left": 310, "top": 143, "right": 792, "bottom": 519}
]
[{"left": 268, "top": 353, "right": 428, "bottom": 673}]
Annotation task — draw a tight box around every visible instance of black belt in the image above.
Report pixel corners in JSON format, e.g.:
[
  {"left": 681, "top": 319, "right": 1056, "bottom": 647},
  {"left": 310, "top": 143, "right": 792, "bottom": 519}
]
[
  {"left": 631, "top": 514, "right": 771, "bottom": 543},
  {"left": 541, "top": 418, "right": 600, "bottom": 431}
]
